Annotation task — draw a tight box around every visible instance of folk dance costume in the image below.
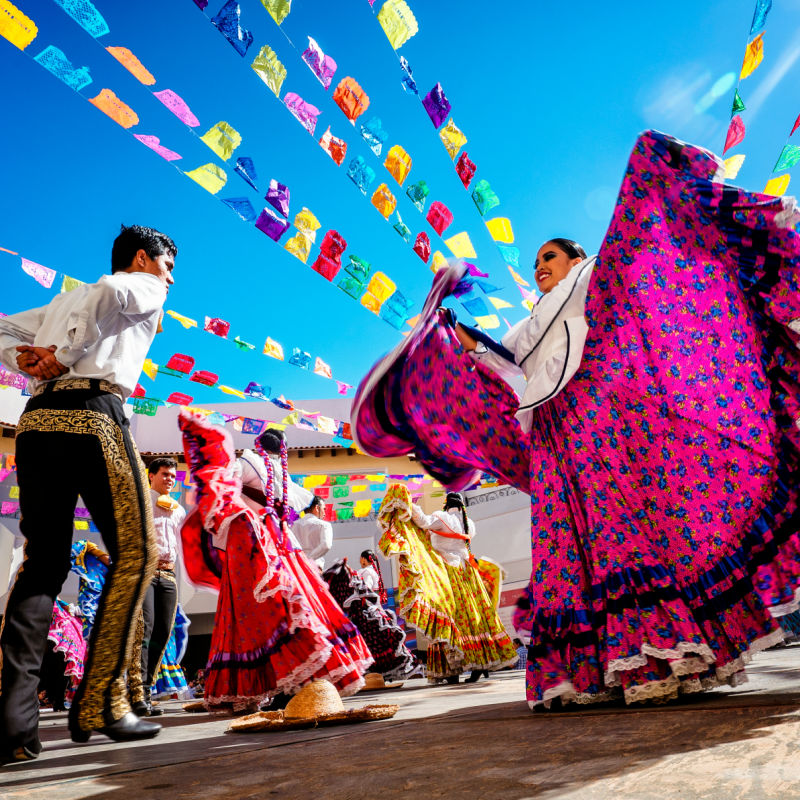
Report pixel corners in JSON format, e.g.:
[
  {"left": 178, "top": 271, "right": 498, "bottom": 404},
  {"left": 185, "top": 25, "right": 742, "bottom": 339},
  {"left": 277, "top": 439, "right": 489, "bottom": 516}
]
[
  {"left": 0, "top": 269, "right": 166, "bottom": 754},
  {"left": 354, "top": 131, "right": 800, "bottom": 708},
  {"left": 69, "top": 540, "right": 189, "bottom": 702},
  {"left": 179, "top": 415, "right": 372, "bottom": 711},
  {"left": 43, "top": 599, "right": 87, "bottom": 709},
  {"left": 377, "top": 486, "right": 517, "bottom": 681},
  {"left": 323, "top": 556, "right": 418, "bottom": 681}
]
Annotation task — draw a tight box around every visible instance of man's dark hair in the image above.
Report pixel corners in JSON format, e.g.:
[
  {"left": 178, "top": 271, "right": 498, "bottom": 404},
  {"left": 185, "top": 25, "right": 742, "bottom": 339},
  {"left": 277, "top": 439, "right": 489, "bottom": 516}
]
[
  {"left": 148, "top": 456, "right": 178, "bottom": 476},
  {"left": 111, "top": 224, "right": 178, "bottom": 273},
  {"left": 304, "top": 495, "right": 324, "bottom": 514}
]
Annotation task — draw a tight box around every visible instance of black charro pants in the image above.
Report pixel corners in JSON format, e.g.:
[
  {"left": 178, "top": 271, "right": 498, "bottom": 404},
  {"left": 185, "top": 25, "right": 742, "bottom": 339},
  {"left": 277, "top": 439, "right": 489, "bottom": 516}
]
[
  {"left": 0, "top": 383, "right": 156, "bottom": 749},
  {"left": 140, "top": 569, "right": 178, "bottom": 691}
]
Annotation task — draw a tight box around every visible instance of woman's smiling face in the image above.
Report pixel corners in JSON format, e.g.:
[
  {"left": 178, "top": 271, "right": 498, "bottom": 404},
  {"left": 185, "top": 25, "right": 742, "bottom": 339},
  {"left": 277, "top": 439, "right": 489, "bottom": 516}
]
[{"left": 534, "top": 241, "right": 583, "bottom": 294}]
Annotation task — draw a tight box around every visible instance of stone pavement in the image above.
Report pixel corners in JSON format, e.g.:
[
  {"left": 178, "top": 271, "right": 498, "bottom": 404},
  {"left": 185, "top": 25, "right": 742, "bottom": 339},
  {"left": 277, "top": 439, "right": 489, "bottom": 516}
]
[{"left": 2, "top": 646, "right": 800, "bottom": 800}]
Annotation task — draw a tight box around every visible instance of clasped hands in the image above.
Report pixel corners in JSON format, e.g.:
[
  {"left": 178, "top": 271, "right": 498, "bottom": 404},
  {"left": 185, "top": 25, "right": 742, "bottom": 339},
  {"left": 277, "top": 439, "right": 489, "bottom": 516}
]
[{"left": 15, "top": 345, "right": 69, "bottom": 380}]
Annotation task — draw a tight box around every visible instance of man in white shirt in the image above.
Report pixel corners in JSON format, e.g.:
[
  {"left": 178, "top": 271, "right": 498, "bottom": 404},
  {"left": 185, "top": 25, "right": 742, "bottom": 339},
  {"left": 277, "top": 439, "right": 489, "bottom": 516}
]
[
  {"left": 0, "top": 225, "right": 176, "bottom": 761},
  {"left": 292, "top": 496, "right": 333, "bottom": 569},
  {"left": 131, "top": 457, "right": 185, "bottom": 718}
]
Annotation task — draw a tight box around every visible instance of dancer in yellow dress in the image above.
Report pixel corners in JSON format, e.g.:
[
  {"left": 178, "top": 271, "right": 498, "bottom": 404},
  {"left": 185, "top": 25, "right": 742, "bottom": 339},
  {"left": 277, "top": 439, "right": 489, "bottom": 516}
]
[{"left": 377, "top": 485, "right": 516, "bottom": 683}]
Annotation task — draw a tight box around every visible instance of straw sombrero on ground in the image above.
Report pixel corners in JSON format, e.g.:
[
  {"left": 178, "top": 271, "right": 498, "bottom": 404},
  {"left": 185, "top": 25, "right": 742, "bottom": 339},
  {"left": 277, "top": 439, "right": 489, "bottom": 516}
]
[
  {"left": 227, "top": 680, "right": 399, "bottom": 733},
  {"left": 360, "top": 673, "right": 405, "bottom": 691}
]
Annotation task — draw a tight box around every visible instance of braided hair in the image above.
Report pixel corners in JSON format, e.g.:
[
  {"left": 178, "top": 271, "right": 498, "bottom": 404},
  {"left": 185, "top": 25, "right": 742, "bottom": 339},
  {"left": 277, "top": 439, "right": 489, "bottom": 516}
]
[
  {"left": 444, "top": 491, "right": 470, "bottom": 540},
  {"left": 254, "top": 428, "right": 289, "bottom": 523},
  {"left": 360, "top": 549, "right": 387, "bottom": 604}
]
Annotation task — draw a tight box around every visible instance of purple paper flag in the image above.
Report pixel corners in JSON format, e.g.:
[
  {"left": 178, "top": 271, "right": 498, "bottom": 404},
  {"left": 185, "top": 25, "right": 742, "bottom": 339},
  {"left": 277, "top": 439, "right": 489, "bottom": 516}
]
[
  {"left": 284, "top": 93, "right": 321, "bottom": 136},
  {"left": 422, "top": 83, "right": 451, "bottom": 128},
  {"left": 301, "top": 37, "right": 337, "bottom": 90},
  {"left": 465, "top": 263, "right": 489, "bottom": 278},
  {"left": 266, "top": 179, "right": 290, "bottom": 217},
  {"left": 255, "top": 207, "right": 290, "bottom": 241}
]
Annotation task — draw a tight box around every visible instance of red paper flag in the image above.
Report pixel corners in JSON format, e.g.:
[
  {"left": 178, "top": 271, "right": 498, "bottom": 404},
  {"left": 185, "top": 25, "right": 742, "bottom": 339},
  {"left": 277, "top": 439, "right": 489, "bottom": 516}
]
[{"left": 723, "top": 115, "right": 745, "bottom": 154}]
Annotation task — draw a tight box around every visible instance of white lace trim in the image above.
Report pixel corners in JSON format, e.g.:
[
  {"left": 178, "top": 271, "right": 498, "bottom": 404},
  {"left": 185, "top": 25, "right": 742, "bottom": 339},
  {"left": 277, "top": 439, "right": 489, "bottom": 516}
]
[
  {"left": 768, "top": 586, "right": 800, "bottom": 618},
  {"left": 376, "top": 496, "right": 414, "bottom": 531},
  {"left": 604, "top": 640, "right": 715, "bottom": 686},
  {"left": 714, "top": 627, "right": 785, "bottom": 680}
]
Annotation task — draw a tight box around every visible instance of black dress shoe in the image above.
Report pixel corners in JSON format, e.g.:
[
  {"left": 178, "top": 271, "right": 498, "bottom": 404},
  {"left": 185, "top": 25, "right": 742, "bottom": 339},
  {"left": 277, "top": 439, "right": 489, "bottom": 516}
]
[
  {"left": 0, "top": 743, "right": 41, "bottom": 765},
  {"left": 444, "top": 675, "right": 460, "bottom": 684},
  {"left": 71, "top": 712, "right": 161, "bottom": 743}
]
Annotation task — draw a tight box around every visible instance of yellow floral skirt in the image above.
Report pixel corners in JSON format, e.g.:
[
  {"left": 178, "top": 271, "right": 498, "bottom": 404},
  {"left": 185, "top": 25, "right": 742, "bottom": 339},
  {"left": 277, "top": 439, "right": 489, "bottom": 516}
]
[{"left": 378, "top": 485, "right": 517, "bottom": 679}]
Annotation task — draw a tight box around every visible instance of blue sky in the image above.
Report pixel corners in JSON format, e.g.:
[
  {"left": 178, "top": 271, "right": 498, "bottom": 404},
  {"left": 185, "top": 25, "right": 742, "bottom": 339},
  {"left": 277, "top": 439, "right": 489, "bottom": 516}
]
[{"left": 2, "top": 0, "right": 798, "bottom": 411}]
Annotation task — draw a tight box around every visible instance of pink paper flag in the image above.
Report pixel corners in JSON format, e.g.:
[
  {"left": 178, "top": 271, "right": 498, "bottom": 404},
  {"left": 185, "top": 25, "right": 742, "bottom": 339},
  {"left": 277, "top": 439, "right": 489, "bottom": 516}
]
[
  {"left": 0, "top": 468, "right": 10, "bottom": 482},
  {"left": 154, "top": 89, "right": 200, "bottom": 127},
  {"left": 20, "top": 258, "right": 56, "bottom": 288},
  {"left": 1, "top": 501, "right": 19, "bottom": 515},
  {"left": 134, "top": 134, "right": 182, "bottom": 161},
  {"left": 723, "top": 115, "right": 745, "bottom": 154},
  {"left": 335, "top": 380, "right": 352, "bottom": 395},
  {"left": 792, "top": 114, "right": 800, "bottom": 136}
]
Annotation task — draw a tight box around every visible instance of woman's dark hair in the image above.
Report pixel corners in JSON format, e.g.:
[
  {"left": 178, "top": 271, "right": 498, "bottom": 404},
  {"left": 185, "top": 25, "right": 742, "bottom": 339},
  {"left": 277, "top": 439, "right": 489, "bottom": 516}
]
[
  {"left": 111, "top": 224, "right": 177, "bottom": 273},
  {"left": 360, "top": 549, "right": 375, "bottom": 561},
  {"left": 360, "top": 550, "right": 387, "bottom": 603},
  {"left": 305, "top": 495, "right": 323, "bottom": 514},
  {"left": 444, "top": 491, "right": 470, "bottom": 539},
  {"left": 256, "top": 427, "right": 285, "bottom": 455},
  {"left": 547, "top": 237, "right": 587, "bottom": 261},
  {"left": 515, "top": 595, "right": 531, "bottom": 611}
]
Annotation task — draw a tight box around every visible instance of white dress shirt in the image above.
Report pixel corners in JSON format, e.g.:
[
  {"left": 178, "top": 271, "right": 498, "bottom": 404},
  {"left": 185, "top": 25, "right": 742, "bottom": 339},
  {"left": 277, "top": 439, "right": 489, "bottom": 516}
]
[
  {"left": 470, "top": 256, "right": 596, "bottom": 432},
  {"left": 292, "top": 514, "right": 333, "bottom": 569},
  {"left": 411, "top": 505, "right": 475, "bottom": 567},
  {"left": 0, "top": 271, "right": 167, "bottom": 400},
  {"left": 149, "top": 489, "right": 186, "bottom": 566}
]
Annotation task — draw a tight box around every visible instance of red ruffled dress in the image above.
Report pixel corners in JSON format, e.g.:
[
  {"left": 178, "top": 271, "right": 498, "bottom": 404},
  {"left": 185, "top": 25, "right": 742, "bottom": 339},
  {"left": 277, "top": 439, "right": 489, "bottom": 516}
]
[{"left": 179, "top": 413, "right": 372, "bottom": 709}]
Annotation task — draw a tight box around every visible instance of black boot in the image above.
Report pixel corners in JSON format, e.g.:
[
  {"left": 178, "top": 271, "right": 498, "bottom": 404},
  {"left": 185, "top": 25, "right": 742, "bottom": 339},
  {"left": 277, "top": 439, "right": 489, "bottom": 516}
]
[
  {"left": 465, "top": 670, "right": 482, "bottom": 683},
  {"left": 70, "top": 711, "right": 161, "bottom": 743},
  {"left": 444, "top": 675, "right": 460, "bottom": 685},
  {"left": 145, "top": 689, "right": 163, "bottom": 717}
]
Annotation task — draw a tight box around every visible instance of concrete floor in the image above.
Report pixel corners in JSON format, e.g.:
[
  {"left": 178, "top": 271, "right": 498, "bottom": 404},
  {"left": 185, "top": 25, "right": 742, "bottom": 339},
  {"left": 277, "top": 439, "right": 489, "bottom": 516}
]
[{"left": 2, "top": 646, "right": 800, "bottom": 800}]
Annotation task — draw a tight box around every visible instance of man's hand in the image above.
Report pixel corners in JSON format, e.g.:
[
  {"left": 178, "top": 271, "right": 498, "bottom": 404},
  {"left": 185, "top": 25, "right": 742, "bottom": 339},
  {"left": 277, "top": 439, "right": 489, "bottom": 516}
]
[{"left": 15, "top": 345, "right": 69, "bottom": 379}]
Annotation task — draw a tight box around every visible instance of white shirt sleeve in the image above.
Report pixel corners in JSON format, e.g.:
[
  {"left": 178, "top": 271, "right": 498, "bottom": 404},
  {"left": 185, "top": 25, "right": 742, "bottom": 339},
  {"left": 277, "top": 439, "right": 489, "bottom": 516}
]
[
  {"left": 468, "top": 318, "right": 526, "bottom": 382},
  {"left": 54, "top": 274, "right": 166, "bottom": 368},
  {"left": 0, "top": 305, "right": 48, "bottom": 372},
  {"left": 410, "top": 503, "right": 436, "bottom": 529},
  {"left": 305, "top": 518, "right": 333, "bottom": 561}
]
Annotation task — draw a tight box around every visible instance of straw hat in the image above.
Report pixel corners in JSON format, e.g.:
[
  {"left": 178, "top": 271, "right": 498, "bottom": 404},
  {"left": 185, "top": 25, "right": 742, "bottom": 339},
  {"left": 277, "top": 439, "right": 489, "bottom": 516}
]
[
  {"left": 361, "top": 673, "right": 404, "bottom": 691},
  {"left": 227, "top": 680, "right": 398, "bottom": 733}
]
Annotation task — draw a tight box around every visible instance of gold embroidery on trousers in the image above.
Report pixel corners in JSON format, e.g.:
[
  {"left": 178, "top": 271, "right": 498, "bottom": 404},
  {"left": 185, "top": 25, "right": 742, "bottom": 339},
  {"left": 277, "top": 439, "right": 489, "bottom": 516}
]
[{"left": 15, "top": 408, "right": 157, "bottom": 729}]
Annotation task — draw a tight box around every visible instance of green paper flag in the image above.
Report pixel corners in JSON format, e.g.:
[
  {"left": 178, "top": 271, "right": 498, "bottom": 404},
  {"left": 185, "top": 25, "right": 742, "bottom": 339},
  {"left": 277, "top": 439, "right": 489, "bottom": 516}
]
[
  {"left": 234, "top": 336, "right": 255, "bottom": 351},
  {"left": 731, "top": 89, "right": 745, "bottom": 116},
  {"left": 774, "top": 144, "right": 800, "bottom": 172}
]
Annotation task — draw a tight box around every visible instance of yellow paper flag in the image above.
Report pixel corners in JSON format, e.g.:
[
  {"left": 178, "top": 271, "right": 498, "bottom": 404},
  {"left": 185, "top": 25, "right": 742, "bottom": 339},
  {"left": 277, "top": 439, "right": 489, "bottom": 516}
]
[
  {"left": 284, "top": 233, "right": 313, "bottom": 263},
  {"left": 376, "top": 0, "right": 418, "bottom": 49},
  {"left": 75, "top": 520, "right": 89, "bottom": 531},
  {"left": 764, "top": 174, "right": 790, "bottom": 196},
  {"left": 361, "top": 292, "right": 382, "bottom": 314},
  {"left": 439, "top": 119, "right": 467, "bottom": 160},
  {"left": 251, "top": 44, "right": 287, "bottom": 95},
  {"left": 354, "top": 499, "right": 372, "bottom": 517},
  {"left": 350, "top": 484, "right": 367, "bottom": 493},
  {"left": 200, "top": 121, "right": 242, "bottom": 161},
  {"left": 303, "top": 475, "right": 328, "bottom": 489},
  {"left": 184, "top": 163, "right": 227, "bottom": 194},
  {"left": 61, "top": 275, "right": 86, "bottom": 293},
  {"left": 740, "top": 33, "right": 764, "bottom": 80},
  {"left": 9, "top": 486, "right": 19, "bottom": 499},
  {"left": 473, "top": 314, "right": 500, "bottom": 329},
  {"left": 166, "top": 309, "right": 198, "bottom": 329},
  {"left": 142, "top": 359, "right": 158, "bottom": 380},
  {"left": 489, "top": 297, "right": 513, "bottom": 310},
  {"left": 0, "top": 1, "right": 38, "bottom": 50},
  {"left": 264, "top": 337, "right": 285, "bottom": 360},
  {"left": 367, "top": 272, "right": 397, "bottom": 304},
  {"left": 723, "top": 154, "right": 746, "bottom": 180},
  {"left": 219, "top": 385, "right": 245, "bottom": 399},
  {"left": 508, "top": 266, "right": 530, "bottom": 287},
  {"left": 522, "top": 299, "right": 535, "bottom": 312},
  {"left": 431, "top": 251, "right": 448, "bottom": 272},
  {"left": 444, "top": 232, "right": 477, "bottom": 259},
  {"left": 486, "top": 217, "right": 514, "bottom": 244}
]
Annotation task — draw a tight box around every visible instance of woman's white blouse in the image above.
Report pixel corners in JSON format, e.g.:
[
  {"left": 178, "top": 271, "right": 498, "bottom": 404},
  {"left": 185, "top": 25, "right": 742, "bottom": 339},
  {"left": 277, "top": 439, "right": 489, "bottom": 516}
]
[
  {"left": 358, "top": 565, "right": 380, "bottom": 591},
  {"left": 411, "top": 505, "right": 475, "bottom": 568},
  {"left": 470, "top": 256, "right": 596, "bottom": 432}
]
